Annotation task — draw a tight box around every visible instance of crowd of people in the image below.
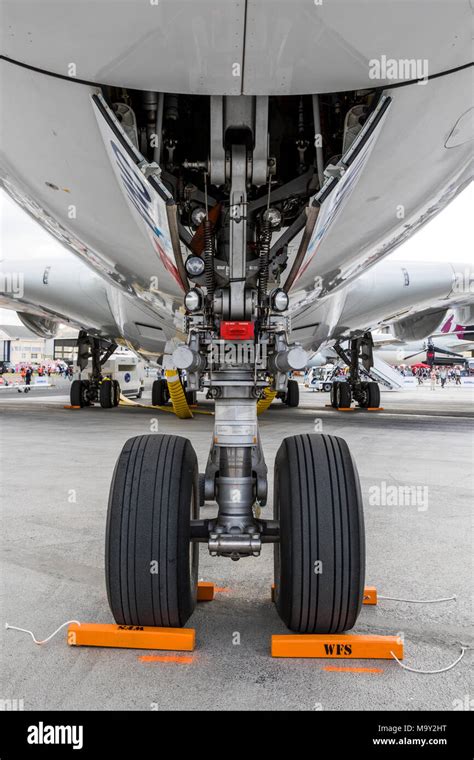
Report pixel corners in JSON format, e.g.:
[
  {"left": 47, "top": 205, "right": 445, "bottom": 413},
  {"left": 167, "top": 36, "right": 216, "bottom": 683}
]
[
  {"left": 0, "top": 362, "right": 73, "bottom": 387},
  {"left": 397, "top": 364, "right": 463, "bottom": 388}
]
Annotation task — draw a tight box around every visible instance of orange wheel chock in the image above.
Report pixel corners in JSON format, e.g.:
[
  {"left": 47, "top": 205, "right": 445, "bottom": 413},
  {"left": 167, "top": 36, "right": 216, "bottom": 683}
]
[
  {"left": 271, "top": 633, "right": 403, "bottom": 660},
  {"left": 67, "top": 623, "right": 195, "bottom": 651},
  {"left": 367, "top": 407, "right": 384, "bottom": 411},
  {"left": 63, "top": 405, "right": 81, "bottom": 409},
  {"left": 363, "top": 586, "right": 378, "bottom": 605},
  {"left": 197, "top": 581, "right": 215, "bottom": 601},
  {"left": 272, "top": 584, "right": 377, "bottom": 605}
]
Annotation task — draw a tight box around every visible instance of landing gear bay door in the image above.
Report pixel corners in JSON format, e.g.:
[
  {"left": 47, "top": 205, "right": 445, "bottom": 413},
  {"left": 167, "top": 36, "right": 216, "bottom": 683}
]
[{"left": 91, "top": 93, "right": 183, "bottom": 295}]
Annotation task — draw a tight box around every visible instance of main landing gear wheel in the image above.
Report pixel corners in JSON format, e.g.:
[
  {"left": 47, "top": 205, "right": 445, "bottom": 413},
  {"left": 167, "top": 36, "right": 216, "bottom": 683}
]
[
  {"left": 285, "top": 378, "right": 299, "bottom": 407},
  {"left": 99, "top": 378, "right": 114, "bottom": 408},
  {"left": 112, "top": 379, "right": 120, "bottom": 407},
  {"left": 152, "top": 377, "right": 170, "bottom": 406},
  {"left": 185, "top": 389, "right": 197, "bottom": 406},
  {"left": 274, "top": 433, "right": 365, "bottom": 633},
  {"left": 105, "top": 434, "right": 199, "bottom": 627},
  {"left": 70, "top": 379, "right": 89, "bottom": 407},
  {"left": 359, "top": 381, "right": 380, "bottom": 409},
  {"left": 335, "top": 381, "right": 352, "bottom": 409}
]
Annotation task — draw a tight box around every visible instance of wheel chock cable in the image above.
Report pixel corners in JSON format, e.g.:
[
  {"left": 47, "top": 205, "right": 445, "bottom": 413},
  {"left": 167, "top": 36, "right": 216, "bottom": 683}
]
[
  {"left": 257, "top": 387, "right": 277, "bottom": 415},
  {"left": 165, "top": 370, "right": 193, "bottom": 418},
  {"left": 5, "top": 620, "right": 81, "bottom": 645},
  {"left": 390, "top": 645, "right": 468, "bottom": 674}
]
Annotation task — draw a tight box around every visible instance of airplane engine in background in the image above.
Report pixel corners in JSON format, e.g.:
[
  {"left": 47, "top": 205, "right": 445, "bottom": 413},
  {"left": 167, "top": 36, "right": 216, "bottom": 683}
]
[
  {"left": 16, "top": 312, "right": 59, "bottom": 340},
  {"left": 391, "top": 307, "right": 449, "bottom": 342}
]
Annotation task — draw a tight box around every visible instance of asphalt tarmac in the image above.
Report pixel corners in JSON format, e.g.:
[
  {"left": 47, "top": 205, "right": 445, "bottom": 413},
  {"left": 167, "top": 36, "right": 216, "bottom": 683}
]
[{"left": 1, "top": 381, "right": 472, "bottom": 710}]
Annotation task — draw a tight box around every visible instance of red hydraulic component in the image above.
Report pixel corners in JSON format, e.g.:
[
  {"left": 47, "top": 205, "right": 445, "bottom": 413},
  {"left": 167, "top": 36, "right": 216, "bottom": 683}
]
[{"left": 220, "top": 321, "right": 255, "bottom": 340}]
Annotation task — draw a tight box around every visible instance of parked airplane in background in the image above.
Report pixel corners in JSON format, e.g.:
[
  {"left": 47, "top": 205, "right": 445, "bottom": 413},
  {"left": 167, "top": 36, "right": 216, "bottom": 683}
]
[
  {"left": 372, "top": 311, "right": 474, "bottom": 366},
  {"left": 307, "top": 307, "right": 474, "bottom": 368},
  {"left": 0, "top": 1, "right": 472, "bottom": 638},
  {"left": 1, "top": 250, "right": 471, "bottom": 384}
]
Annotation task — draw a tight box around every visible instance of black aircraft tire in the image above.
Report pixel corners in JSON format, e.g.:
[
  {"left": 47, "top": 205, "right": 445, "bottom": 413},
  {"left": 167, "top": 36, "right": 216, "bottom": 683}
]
[
  {"left": 286, "top": 379, "right": 299, "bottom": 407},
  {"left": 70, "top": 380, "right": 84, "bottom": 407},
  {"left": 99, "top": 378, "right": 114, "bottom": 408},
  {"left": 105, "top": 434, "right": 199, "bottom": 627},
  {"left": 152, "top": 378, "right": 168, "bottom": 406},
  {"left": 336, "top": 381, "right": 352, "bottom": 409},
  {"left": 274, "top": 433, "right": 365, "bottom": 633}
]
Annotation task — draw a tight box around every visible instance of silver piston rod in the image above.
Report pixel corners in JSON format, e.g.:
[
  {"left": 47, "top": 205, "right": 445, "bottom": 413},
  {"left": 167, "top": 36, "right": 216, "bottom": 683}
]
[
  {"left": 208, "top": 390, "right": 263, "bottom": 559},
  {"left": 215, "top": 447, "right": 255, "bottom": 533}
]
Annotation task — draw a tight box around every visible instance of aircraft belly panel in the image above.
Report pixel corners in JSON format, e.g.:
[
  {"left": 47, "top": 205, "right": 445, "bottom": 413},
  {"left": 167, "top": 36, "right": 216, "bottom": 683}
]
[
  {"left": 1, "top": 0, "right": 246, "bottom": 95},
  {"left": 0, "top": 59, "right": 183, "bottom": 308},
  {"left": 289, "top": 66, "right": 473, "bottom": 298},
  {"left": 243, "top": 0, "right": 471, "bottom": 94},
  {"left": 2, "top": 1, "right": 470, "bottom": 95}
]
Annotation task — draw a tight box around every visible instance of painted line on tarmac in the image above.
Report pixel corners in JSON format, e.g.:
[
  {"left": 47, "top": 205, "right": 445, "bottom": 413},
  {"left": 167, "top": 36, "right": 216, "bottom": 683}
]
[
  {"left": 138, "top": 654, "right": 194, "bottom": 664},
  {"left": 323, "top": 666, "right": 384, "bottom": 674}
]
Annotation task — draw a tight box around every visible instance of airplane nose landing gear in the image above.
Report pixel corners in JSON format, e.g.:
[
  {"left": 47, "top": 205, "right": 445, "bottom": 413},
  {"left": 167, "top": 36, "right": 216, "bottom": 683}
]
[{"left": 104, "top": 96, "right": 366, "bottom": 634}]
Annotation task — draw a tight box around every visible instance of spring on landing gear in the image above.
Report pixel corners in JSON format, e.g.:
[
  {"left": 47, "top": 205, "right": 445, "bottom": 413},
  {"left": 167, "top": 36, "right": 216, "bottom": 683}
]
[
  {"left": 258, "top": 216, "right": 271, "bottom": 306},
  {"left": 203, "top": 218, "right": 215, "bottom": 303}
]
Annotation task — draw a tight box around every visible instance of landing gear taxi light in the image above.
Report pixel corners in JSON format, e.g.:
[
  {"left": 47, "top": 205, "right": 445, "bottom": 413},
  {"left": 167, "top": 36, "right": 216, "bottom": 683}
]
[
  {"left": 185, "top": 255, "right": 205, "bottom": 279},
  {"left": 184, "top": 288, "right": 203, "bottom": 312},
  {"left": 271, "top": 288, "right": 289, "bottom": 312}
]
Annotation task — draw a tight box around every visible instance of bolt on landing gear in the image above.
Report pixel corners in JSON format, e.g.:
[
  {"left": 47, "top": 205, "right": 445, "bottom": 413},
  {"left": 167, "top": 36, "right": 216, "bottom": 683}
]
[
  {"left": 331, "top": 333, "right": 381, "bottom": 409},
  {"left": 105, "top": 96, "right": 365, "bottom": 633},
  {"left": 70, "top": 331, "right": 119, "bottom": 408}
]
